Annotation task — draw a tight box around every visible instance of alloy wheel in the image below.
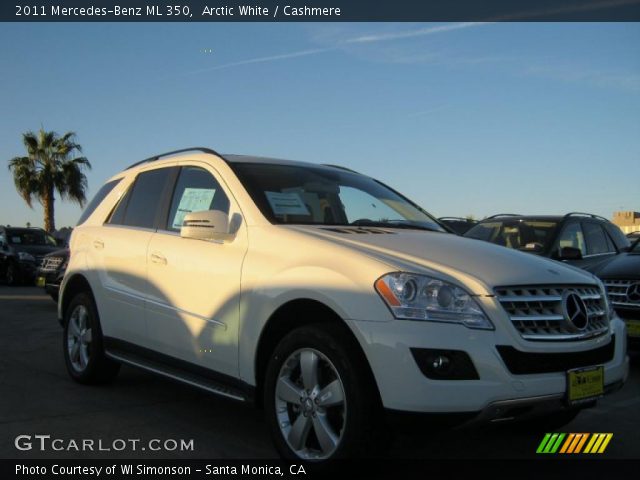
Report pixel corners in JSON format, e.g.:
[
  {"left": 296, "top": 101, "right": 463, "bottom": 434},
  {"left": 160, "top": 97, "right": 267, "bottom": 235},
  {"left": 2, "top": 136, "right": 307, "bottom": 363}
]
[
  {"left": 275, "top": 348, "right": 347, "bottom": 460},
  {"left": 67, "top": 305, "right": 92, "bottom": 372}
]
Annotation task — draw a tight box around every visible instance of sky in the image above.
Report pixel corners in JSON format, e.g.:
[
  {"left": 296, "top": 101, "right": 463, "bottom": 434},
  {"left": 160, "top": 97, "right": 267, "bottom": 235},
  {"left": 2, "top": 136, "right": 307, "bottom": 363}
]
[{"left": 0, "top": 22, "right": 638, "bottom": 229}]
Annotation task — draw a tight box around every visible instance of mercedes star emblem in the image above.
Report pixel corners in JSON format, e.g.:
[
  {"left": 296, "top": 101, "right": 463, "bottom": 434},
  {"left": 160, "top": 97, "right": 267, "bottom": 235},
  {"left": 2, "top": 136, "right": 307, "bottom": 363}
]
[
  {"left": 626, "top": 282, "right": 640, "bottom": 303},
  {"left": 562, "top": 291, "right": 589, "bottom": 331}
]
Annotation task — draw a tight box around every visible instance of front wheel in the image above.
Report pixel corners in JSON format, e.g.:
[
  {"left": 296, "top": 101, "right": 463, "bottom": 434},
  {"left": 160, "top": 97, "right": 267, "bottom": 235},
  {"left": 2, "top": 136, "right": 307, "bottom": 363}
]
[
  {"left": 4, "top": 263, "right": 19, "bottom": 285},
  {"left": 63, "top": 292, "right": 120, "bottom": 384},
  {"left": 264, "top": 324, "right": 381, "bottom": 460}
]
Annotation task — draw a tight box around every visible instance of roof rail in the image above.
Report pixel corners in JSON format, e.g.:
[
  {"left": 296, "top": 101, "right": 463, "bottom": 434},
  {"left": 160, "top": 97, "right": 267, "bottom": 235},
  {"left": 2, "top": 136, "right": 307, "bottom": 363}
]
[
  {"left": 563, "top": 212, "right": 610, "bottom": 222},
  {"left": 126, "top": 147, "right": 222, "bottom": 170},
  {"left": 485, "top": 213, "right": 522, "bottom": 219},
  {"left": 322, "top": 164, "right": 360, "bottom": 174},
  {"left": 438, "top": 217, "right": 477, "bottom": 222}
]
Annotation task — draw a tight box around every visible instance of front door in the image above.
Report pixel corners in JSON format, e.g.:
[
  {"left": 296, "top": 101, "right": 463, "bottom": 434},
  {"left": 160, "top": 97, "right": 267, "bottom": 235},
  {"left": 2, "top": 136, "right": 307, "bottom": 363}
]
[{"left": 145, "top": 164, "right": 247, "bottom": 377}]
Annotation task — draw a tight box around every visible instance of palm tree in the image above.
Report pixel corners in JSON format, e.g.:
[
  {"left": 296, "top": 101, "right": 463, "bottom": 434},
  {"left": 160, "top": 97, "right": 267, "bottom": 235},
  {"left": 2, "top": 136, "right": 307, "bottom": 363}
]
[{"left": 8, "top": 129, "right": 91, "bottom": 232}]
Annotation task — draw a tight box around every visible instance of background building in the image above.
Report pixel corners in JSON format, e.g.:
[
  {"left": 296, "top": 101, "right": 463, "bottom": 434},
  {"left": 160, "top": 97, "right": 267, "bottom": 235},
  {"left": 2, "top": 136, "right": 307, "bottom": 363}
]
[{"left": 612, "top": 211, "right": 640, "bottom": 234}]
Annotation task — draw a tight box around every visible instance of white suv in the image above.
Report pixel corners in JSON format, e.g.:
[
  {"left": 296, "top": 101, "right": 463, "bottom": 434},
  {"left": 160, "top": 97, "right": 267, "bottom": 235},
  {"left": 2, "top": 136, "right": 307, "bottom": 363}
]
[{"left": 60, "top": 148, "right": 628, "bottom": 460}]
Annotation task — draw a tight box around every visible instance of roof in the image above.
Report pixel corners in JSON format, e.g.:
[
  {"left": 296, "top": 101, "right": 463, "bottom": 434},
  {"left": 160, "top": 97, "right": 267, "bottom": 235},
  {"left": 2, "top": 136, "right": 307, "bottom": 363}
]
[
  {"left": 125, "top": 148, "right": 354, "bottom": 173},
  {"left": 223, "top": 154, "right": 355, "bottom": 172},
  {"left": 479, "top": 215, "right": 564, "bottom": 223}
]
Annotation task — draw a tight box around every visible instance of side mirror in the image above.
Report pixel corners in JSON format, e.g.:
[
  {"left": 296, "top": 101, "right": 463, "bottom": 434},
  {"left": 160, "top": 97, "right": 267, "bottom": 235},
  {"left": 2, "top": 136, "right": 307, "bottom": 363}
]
[
  {"left": 180, "top": 210, "right": 234, "bottom": 242},
  {"left": 558, "top": 246, "right": 583, "bottom": 261}
]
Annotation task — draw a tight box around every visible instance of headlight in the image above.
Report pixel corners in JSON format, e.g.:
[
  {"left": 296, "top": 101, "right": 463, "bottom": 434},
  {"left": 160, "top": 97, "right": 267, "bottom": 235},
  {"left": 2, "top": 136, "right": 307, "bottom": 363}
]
[
  {"left": 17, "top": 252, "right": 35, "bottom": 262},
  {"left": 375, "top": 272, "right": 493, "bottom": 330}
]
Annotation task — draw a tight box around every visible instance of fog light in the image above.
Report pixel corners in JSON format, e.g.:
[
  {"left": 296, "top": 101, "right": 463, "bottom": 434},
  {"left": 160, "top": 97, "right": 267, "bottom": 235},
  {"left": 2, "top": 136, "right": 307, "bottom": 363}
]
[
  {"left": 431, "top": 355, "right": 451, "bottom": 371},
  {"left": 411, "top": 348, "right": 479, "bottom": 380}
]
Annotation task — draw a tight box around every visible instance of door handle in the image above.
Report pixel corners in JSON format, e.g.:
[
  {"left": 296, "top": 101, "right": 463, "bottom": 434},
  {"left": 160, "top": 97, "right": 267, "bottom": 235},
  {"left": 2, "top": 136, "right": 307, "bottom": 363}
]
[
  {"left": 150, "top": 252, "right": 167, "bottom": 265},
  {"left": 93, "top": 239, "right": 104, "bottom": 250}
]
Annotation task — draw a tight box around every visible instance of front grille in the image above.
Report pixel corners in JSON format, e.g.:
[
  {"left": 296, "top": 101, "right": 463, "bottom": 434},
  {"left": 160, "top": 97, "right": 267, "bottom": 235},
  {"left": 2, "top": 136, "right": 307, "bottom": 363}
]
[
  {"left": 39, "top": 256, "right": 64, "bottom": 272},
  {"left": 495, "top": 285, "right": 609, "bottom": 342},
  {"left": 496, "top": 336, "right": 615, "bottom": 374},
  {"left": 603, "top": 279, "right": 640, "bottom": 309}
]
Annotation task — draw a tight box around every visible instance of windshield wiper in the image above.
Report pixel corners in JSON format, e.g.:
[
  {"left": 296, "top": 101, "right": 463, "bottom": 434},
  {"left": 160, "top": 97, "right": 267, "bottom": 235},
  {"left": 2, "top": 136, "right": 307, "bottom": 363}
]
[{"left": 349, "top": 220, "right": 441, "bottom": 232}]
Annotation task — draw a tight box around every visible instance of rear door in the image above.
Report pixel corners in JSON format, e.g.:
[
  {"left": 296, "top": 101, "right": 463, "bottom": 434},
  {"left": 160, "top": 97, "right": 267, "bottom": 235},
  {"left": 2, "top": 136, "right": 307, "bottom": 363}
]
[
  {"left": 94, "top": 166, "right": 176, "bottom": 347},
  {"left": 578, "top": 220, "right": 619, "bottom": 272}
]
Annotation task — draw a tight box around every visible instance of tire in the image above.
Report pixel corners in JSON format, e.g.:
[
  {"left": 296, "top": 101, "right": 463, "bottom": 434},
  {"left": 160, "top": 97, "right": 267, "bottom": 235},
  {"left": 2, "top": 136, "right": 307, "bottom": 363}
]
[
  {"left": 63, "top": 292, "right": 120, "bottom": 384},
  {"left": 4, "top": 262, "right": 19, "bottom": 286},
  {"left": 264, "top": 323, "right": 381, "bottom": 460}
]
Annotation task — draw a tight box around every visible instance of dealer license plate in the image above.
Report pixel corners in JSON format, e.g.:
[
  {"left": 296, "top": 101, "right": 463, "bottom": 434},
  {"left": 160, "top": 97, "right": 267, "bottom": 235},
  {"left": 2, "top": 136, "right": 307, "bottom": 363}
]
[
  {"left": 625, "top": 319, "right": 640, "bottom": 338},
  {"left": 567, "top": 366, "right": 604, "bottom": 405}
]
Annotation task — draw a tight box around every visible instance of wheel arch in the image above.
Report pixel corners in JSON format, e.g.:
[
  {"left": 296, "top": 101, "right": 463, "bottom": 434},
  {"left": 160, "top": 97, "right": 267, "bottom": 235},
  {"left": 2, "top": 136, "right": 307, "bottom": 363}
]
[
  {"left": 253, "top": 298, "right": 381, "bottom": 408},
  {"left": 60, "top": 273, "right": 94, "bottom": 324}
]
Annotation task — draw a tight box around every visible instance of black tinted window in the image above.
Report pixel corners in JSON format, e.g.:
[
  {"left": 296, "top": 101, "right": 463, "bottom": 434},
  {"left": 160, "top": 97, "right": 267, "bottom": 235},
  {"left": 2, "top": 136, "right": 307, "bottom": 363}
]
[
  {"left": 77, "top": 179, "right": 121, "bottom": 225},
  {"left": 107, "top": 186, "right": 131, "bottom": 225},
  {"left": 583, "top": 222, "right": 615, "bottom": 255},
  {"left": 604, "top": 223, "right": 630, "bottom": 251},
  {"left": 165, "top": 167, "right": 230, "bottom": 231},
  {"left": 110, "top": 169, "right": 172, "bottom": 229}
]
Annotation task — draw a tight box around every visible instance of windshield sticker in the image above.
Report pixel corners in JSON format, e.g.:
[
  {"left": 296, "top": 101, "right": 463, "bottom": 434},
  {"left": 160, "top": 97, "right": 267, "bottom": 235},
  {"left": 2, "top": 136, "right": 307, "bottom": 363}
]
[
  {"left": 172, "top": 187, "right": 216, "bottom": 229},
  {"left": 265, "top": 191, "right": 310, "bottom": 216}
]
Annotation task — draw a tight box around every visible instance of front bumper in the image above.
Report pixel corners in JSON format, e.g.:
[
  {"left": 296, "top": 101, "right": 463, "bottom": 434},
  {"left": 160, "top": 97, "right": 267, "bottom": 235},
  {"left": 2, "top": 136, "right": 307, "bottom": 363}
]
[{"left": 346, "top": 316, "right": 628, "bottom": 414}]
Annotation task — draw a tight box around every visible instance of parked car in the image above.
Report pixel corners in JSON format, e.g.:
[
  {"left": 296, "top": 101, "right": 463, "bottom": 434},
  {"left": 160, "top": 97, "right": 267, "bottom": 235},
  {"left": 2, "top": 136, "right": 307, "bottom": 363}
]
[
  {"left": 36, "top": 248, "right": 69, "bottom": 302},
  {"left": 437, "top": 217, "right": 478, "bottom": 235},
  {"left": 627, "top": 231, "right": 640, "bottom": 241},
  {"left": 594, "top": 238, "right": 640, "bottom": 348},
  {"left": 0, "top": 226, "right": 60, "bottom": 285},
  {"left": 464, "top": 213, "right": 630, "bottom": 273},
  {"left": 59, "top": 148, "right": 628, "bottom": 461}
]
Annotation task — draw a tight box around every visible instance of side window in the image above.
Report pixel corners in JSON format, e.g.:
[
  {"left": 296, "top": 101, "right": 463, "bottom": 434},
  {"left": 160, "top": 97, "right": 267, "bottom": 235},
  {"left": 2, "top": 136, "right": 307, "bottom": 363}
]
[
  {"left": 557, "top": 222, "right": 586, "bottom": 256},
  {"left": 108, "top": 168, "right": 173, "bottom": 229},
  {"left": 604, "top": 223, "right": 630, "bottom": 251},
  {"left": 107, "top": 186, "right": 132, "bottom": 225},
  {"left": 77, "top": 179, "right": 121, "bottom": 225},
  {"left": 165, "top": 167, "right": 230, "bottom": 231},
  {"left": 583, "top": 222, "right": 615, "bottom": 255}
]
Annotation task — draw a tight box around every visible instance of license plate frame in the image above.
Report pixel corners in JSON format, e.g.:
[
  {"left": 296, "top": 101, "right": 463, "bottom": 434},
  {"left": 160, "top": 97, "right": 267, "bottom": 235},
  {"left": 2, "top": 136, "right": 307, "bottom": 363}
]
[
  {"left": 626, "top": 319, "right": 640, "bottom": 338},
  {"left": 566, "top": 365, "right": 604, "bottom": 406}
]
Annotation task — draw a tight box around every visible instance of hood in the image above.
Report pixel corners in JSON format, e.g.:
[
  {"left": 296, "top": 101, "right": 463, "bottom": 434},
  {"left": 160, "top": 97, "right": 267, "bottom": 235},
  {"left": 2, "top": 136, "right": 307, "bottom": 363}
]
[
  {"left": 592, "top": 252, "right": 640, "bottom": 280},
  {"left": 289, "top": 226, "right": 596, "bottom": 293}
]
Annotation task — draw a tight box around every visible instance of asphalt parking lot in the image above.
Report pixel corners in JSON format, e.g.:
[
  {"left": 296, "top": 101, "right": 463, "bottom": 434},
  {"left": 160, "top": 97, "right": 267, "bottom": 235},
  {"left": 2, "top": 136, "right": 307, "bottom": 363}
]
[{"left": 1, "top": 286, "right": 639, "bottom": 460}]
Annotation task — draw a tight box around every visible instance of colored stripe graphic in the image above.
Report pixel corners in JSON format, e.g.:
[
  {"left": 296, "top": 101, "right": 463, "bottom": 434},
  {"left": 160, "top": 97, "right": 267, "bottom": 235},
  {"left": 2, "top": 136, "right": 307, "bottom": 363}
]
[
  {"left": 559, "top": 433, "right": 575, "bottom": 453},
  {"left": 538, "top": 433, "right": 613, "bottom": 454},
  {"left": 537, "top": 433, "right": 566, "bottom": 453},
  {"left": 584, "top": 433, "right": 613, "bottom": 454}
]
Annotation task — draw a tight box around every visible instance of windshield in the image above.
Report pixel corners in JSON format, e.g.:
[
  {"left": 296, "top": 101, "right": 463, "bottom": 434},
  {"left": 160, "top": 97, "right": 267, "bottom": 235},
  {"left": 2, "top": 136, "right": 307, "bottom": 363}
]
[
  {"left": 465, "top": 220, "right": 559, "bottom": 253},
  {"left": 6, "top": 229, "right": 57, "bottom": 247},
  {"left": 231, "top": 163, "right": 445, "bottom": 231},
  {"left": 631, "top": 238, "right": 640, "bottom": 253}
]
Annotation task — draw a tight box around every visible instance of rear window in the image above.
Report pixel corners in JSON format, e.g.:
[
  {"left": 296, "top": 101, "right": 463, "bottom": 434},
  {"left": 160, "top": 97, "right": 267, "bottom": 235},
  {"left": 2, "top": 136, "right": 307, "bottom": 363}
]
[
  {"left": 77, "top": 179, "right": 121, "bottom": 225},
  {"left": 108, "top": 168, "right": 173, "bottom": 229}
]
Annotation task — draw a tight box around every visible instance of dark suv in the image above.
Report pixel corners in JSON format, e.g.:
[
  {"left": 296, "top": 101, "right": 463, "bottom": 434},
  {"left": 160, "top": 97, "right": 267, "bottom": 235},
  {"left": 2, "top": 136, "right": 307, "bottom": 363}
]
[
  {"left": 0, "top": 226, "right": 60, "bottom": 285},
  {"left": 464, "top": 213, "right": 630, "bottom": 273},
  {"left": 36, "top": 248, "right": 69, "bottom": 301},
  {"left": 593, "top": 238, "right": 640, "bottom": 348},
  {"left": 437, "top": 217, "right": 478, "bottom": 235}
]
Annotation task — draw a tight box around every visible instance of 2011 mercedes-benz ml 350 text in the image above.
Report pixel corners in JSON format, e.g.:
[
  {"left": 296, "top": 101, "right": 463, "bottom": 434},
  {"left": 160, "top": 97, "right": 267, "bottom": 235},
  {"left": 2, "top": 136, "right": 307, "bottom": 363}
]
[{"left": 59, "top": 148, "right": 629, "bottom": 460}]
